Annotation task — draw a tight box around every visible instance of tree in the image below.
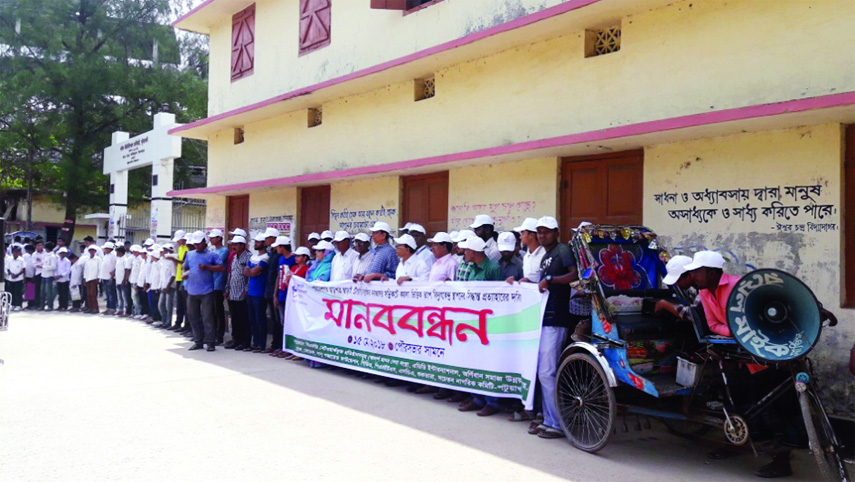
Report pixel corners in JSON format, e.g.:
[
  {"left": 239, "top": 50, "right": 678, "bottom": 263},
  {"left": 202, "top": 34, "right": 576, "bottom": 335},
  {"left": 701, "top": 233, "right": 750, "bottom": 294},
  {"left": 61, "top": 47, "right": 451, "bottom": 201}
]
[{"left": 0, "top": 0, "right": 207, "bottom": 240}]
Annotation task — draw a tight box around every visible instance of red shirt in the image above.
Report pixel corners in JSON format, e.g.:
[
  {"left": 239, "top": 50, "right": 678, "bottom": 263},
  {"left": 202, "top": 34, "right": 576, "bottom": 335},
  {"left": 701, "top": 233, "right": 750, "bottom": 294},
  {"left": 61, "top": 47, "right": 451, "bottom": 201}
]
[
  {"left": 698, "top": 273, "right": 740, "bottom": 336},
  {"left": 291, "top": 264, "right": 309, "bottom": 279}
]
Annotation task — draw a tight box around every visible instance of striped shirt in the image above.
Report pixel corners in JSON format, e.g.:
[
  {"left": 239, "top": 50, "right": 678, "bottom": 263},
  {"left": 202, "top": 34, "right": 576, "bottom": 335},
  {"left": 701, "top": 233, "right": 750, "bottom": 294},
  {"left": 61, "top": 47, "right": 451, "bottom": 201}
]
[{"left": 227, "top": 250, "right": 251, "bottom": 301}]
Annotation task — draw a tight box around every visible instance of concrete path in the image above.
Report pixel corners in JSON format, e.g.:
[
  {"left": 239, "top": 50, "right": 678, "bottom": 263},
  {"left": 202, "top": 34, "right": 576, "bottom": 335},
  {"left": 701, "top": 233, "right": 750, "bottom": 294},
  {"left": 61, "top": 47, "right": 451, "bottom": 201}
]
[{"left": 0, "top": 311, "right": 824, "bottom": 481}]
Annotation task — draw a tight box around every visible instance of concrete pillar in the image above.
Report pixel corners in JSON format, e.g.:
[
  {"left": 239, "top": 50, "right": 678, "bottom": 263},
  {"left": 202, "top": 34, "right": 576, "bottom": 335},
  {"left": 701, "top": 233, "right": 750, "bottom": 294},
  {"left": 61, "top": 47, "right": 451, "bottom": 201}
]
[
  {"left": 151, "top": 158, "right": 175, "bottom": 243},
  {"left": 108, "top": 132, "right": 130, "bottom": 242}
]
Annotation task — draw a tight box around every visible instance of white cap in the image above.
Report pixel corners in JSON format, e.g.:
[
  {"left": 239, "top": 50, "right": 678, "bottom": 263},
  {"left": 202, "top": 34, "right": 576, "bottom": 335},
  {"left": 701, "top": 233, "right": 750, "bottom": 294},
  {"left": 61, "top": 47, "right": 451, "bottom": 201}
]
[
  {"left": 308, "top": 232, "right": 321, "bottom": 241},
  {"left": 536, "top": 216, "right": 559, "bottom": 230},
  {"left": 459, "top": 236, "right": 487, "bottom": 252},
  {"left": 208, "top": 228, "right": 224, "bottom": 239},
  {"left": 163, "top": 243, "right": 174, "bottom": 251},
  {"left": 663, "top": 255, "right": 694, "bottom": 285},
  {"left": 230, "top": 235, "right": 247, "bottom": 244},
  {"left": 272, "top": 235, "right": 292, "bottom": 248},
  {"left": 454, "top": 230, "right": 475, "bottom": 243},
  {"left": 172, "top": 230, "right": 187, "bottom": 242},
  {"left": 428, "top": 232, "right": 453, "bottom": 244},
  {"left": 312, "top": 240, "right": 335, "bottom": 251},
  {"left": 130, "top": 245, "right": 141, "bottom": 253},
  {"left": 449, "top": 231, "right": 459, "bottom": 241},
  {"left": 87, "top": 245, "right": 98, "bottom": 251},
  {"left": 189, "top": 232, "right": 206, "bottom": 244},
  {"left": 294, "top": 246, "right": 311, "bottom": 257},
  {"left": 398, "top": 222, "right": 412, "bottom": 232},
  {"left": 253, "top": 233, "right": 267, "bottom": 242},
  {"left": 332, "top": 230, "right": 351, "bottom": 242},
  {"left": 393, "top": 234, "right": 417, "bottom": 250},
  {"left": 57, "top": 247, "right": 68, "bottom": 254},
  {"left": 193, "top": 230, "right": 205, "bottom": 238},
  {"left": 103, "top": 241, "right": 115, "bottom": 249},
  {"left": 407, "top": 223, "right": 426, "bottom": 234},
  {"left": 183, "top": 233, "right": 192, "bottom": 241},
  {"left": 353, "top": 233, "right": 370, "bottom": 242},
  {"left": 150, "top": 247, "right": 162, "bottom": 257},
  {"left": 264, "top": 227, "right": 280, "bottom": 238},
  {"left": 229, "top": 228, "right": 247, "bottom": 237},
  {"left": 514, "top": 217, "right": 539, "bottom": 233},
  {"left": 497, "top": 231, "right": 516, "bottom": 252},
  {"left": 469, "top": 214, "right": 495, "bottom": 229},
  {"left": 321, "top": 230, "right": 334, "bottom": 240},
  {"left": 143, "top": 238, "right": 154, "bottom": 246},
  {"left": 684, "top": 251, "right": 726, "bottom": 271},
  {"left": 369, "top": 221, "right": 391, "bottom": 233}
]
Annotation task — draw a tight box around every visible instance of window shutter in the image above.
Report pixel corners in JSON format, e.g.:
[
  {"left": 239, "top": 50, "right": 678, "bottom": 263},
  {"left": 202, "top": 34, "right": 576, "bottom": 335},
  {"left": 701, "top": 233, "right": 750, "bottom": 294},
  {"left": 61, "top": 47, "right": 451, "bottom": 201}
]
[
  {"left": 370, "top": 0, "right": 407, "bottom": 9},
  {"left": 299, "top": 0, "right": 331, "bottom": 55},
  {"left": 231, "top": 4, "right": 256, "bottom": 81}
]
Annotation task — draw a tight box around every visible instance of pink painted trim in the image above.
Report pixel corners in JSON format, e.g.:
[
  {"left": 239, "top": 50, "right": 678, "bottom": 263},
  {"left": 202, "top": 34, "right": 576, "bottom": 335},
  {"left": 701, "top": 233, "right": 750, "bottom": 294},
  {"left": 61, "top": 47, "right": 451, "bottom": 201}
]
[
  {"left": 169, "top": 0, "right": 603, "bottom": 135},
  {"left": 172, "top": 0, "right": 218, "bottom": 28},
  {"left": 168, "top": 92, "right": 855, "bottom": 197}
]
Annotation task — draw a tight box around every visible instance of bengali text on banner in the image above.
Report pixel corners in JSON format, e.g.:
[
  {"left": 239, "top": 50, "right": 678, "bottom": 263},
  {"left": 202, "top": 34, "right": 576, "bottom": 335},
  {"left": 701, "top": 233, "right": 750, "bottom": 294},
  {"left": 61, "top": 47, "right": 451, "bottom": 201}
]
[{"left": 284, "top": 277, "right": 548, "bottom": 409}]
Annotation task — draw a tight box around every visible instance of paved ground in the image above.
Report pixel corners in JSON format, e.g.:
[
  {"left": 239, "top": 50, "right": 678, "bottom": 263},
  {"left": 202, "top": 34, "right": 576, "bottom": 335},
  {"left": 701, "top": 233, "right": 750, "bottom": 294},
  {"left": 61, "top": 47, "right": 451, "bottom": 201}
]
[{"left": 0, "top": 310, "right": 827, "bottom": 481}]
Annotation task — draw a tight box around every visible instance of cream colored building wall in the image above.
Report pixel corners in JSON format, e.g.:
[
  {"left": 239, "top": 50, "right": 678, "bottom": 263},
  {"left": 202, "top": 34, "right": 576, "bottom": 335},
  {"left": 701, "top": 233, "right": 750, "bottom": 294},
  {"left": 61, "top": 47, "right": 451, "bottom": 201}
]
[
  {"left": 204, "top": 196, "right": 227, "bottom": 232},
  {"left": 21, "top": 195, "right": 95, "bottom": 227},
  {"left": 206, "top": 0, "right": 854, "bottom": 189},
  {"left": 643, "top": 124, "right": 853, "bottom": 417},
  {"left": 329, "top": 176, "right": 400, "bottom": 236},
  {"left": 448, "top": 157, "right": 558, "bottom": 232},
  {"left": 207, "top": 0, "right": 578, "bottom": 116},
  {"left": 249, "top": 188, "right": 298, "bottom": 223}
]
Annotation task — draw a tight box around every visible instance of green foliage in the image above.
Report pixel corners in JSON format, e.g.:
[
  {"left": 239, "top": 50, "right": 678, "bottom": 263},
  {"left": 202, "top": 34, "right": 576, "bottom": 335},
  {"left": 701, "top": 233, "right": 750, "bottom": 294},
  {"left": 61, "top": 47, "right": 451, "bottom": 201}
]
[{"left": 0, "top": 0, "right": 207, "bottom": 235}]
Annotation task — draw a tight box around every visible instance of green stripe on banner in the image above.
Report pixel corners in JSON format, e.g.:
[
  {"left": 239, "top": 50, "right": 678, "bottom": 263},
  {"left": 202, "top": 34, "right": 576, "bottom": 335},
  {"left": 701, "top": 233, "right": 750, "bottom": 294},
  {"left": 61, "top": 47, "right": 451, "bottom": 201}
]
[{"left": 286, "top": 335, "right": 531, "bottom": 399}]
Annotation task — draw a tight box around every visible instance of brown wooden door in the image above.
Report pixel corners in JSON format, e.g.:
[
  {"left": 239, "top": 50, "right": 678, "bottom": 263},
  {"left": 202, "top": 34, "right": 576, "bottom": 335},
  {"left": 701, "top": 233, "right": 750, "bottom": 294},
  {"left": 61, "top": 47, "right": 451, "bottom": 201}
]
[
  {"left": 560, "top": 150, "right": 643, "bottom": 238},
  {"left": 402, "top": 171, "right": 448, "bottom": 236},
  {"left": 300, "top": 185, "right": 331, "bottom": 245},
  {"left": 226, "top": 195, "right": 250, "bottom": 234}
]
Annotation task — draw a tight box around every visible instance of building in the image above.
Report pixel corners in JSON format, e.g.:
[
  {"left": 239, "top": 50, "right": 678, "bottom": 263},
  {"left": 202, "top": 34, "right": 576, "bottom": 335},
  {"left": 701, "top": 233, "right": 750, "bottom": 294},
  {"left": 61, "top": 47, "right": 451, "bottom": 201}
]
[
  {"left": 169, "top": 0, "right": 854, "bottom": 418},
  {"left": 1, "top": 190, "right": 98, "bottom": 244}
]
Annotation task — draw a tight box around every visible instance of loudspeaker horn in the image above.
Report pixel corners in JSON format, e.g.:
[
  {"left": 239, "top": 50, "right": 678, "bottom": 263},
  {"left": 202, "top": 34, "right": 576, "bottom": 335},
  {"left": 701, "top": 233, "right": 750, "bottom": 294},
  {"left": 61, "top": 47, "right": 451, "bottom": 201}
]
[{"left": 726, "top": 269, "right": 822, "bottom": 362}]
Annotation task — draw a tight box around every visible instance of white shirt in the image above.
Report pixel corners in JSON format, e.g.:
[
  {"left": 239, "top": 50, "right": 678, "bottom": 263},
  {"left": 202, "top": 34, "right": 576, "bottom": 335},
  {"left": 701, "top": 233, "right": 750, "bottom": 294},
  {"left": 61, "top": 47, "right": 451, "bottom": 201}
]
[
  {"left": 330, "top": 249, "right": 360, "bottom": 281},
  {"left": 523, "top": 245, "right": 546, "bottom": 282},
  {"left": 23, "top": 253, "right": 35, "bottom": 278},
  {"left": 42, "top": 252, "right": 57, "bottom": 278},
  {"left": 136, "top": 259, "right": 150, "bottom": 288},
  {"left": 129, "top": 255, "right": 142, "bottom": 285},
  {"left": 114, "top": 255, "right": 127, "bottom": 282},
  {"left": 70, "top": 258, "right": 84, "bottom": 287},
  {"left": 415, "top": 245, "right": 436, "bottom": 269},
  {"left": 353, "top": 251, "right": 375, "bottom": 277},
  {"left": 159, "top": 257, "right": 176, "bottom": 289},
  {"left": 5, "top": 255, "right": 26, "bottom": 282},
  {"left": 147, "top": 259, "right": 162, "bottom": 290},
  {"left": 83, "top": 255, "right": 102, "bottom": 282},
  {"left": 485, "top": 238, "right": 501, "bottom": 263},
  {"left": 395, "top": 255, "right": 429, "bottom": 281},
  {"left": 32, "top": 250, "right": 46, "bottom": 276},
  {"left": 99, "top": 251, "right": 117, "bottom": 280}
]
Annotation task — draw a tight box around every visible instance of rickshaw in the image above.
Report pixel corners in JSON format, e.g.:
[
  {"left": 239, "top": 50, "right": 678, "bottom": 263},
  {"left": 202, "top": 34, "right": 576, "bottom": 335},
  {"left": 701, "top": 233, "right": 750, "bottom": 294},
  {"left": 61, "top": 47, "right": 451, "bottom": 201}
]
[{"left": 554, "top": 224, "right": 849, "bottom": 482}]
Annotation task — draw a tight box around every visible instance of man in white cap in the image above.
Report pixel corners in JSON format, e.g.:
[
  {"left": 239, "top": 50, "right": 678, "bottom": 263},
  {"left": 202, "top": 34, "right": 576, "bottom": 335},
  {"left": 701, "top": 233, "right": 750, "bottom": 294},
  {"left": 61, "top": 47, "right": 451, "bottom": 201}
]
[
  {"left": 40, "top": 241, "right": 58, "bottom": 310},
  {"left": 113, "top": 245, "right": 130, "bottom": 316},
  {"left": 307, "top": 232, "right": 321, "bottom": 246},
  {"left": 330, "top": 231, "right": 358, "bottom": 282},
  {"left": 359, "top": 222, "right": 398, "bottom": 282},
  {"left": 389, "top": 234, "right": 429, "bottom": 285},
  {"left": 350, "top": 233, "right": 374, "bottom": 279},
  {"left": 225, "top": 234, "right": 252, "bottom": 350},
  {"left": 270, "top": 235, "right": 295, "bottom": 354},
  {"left": 183, "top": 231, "right": 223, "bottom": 351},
  {"left": 98, "top": 241, "right": 118, "bottom": 314},
  {"left": 531, "top": 215, "right": 579, "bottom": 439},
  {"left": 262, "top": 227, "right": 282, "bottom": 351},
  {"left": 657, "top": 255, "right": 697, "bottom": 319},
  {"left": 681, "top": 250, "right": 736, "bottom": 337},
  {"left": 167, "top": 230, "right": 190, "bottom": 332},
  {"left": 398, "top": 222, "right": 412, "bottom": 235},
  {"left": 55, "top": 247, "right": 72, "bottom": 311},
  {"left": 320, "top": 230, "right": 334, "bottom": 242},
  {"left": 470, "top": 214, "right": 501, "bottom": 263},
  {"left": 146, "top": 247, "right": 164, "bottom": 325},
  {"left": 127, "top": 245, "right": 142, "bottom": 317},
  {"left": 245, "top": 233, "right": 270, "bottom": 352},
  {"left": 406, "top": 223, "right": 435, "bottom": 269},
  {"left": 156, "top": 245, "right": 177, "bottom": 328},
  {"left": 82, "top": 245, "right": 102, "bottom": 314},
  {"left": 497, "top": 232, "right": 523, "bottom": 282},
  {"left": 229, "top": 228, "right": 247, "bottom": 238},
  {"left": 207, "top": 229, "right": 230, "bottom": 344},
  {"left": 427, "top": 232, "right": 458, "bottom": 282},
  {"left": 515, "top": 217, "right": 545, "bottom": 283}
]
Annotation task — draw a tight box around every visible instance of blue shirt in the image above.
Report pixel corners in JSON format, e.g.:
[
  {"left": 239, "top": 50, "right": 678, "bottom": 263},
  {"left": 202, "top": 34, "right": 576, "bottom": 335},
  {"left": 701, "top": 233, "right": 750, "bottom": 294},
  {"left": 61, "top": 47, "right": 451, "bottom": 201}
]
[
  {"left": 212, "top": 246, "right": 229, "bottom": 291},
  {"left": 278, "top": 255, "right": 295, "bottom": 302},
  {"left": 366, "top": 243, "right": 399, "bottom": 279},
  {"left": 247, "top": 258, "right": 268, "bottom": 298},
  {"left": 183, "top": 249, "right": 221, "bottom": 296}
]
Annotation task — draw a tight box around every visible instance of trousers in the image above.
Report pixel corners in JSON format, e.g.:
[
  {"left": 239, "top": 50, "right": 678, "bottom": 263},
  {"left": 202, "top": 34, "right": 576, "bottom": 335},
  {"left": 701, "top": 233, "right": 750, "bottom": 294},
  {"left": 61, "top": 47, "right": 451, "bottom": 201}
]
[{"left": 187, "top": 292, "right": 216, "bottom": 345}]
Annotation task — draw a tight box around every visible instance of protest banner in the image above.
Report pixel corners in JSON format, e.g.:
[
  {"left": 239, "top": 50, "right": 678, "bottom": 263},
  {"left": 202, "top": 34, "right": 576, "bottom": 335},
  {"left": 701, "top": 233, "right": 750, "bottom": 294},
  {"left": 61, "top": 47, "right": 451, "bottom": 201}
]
[{"left": 284, "top": 277, "right": 548, "bottom": 409}]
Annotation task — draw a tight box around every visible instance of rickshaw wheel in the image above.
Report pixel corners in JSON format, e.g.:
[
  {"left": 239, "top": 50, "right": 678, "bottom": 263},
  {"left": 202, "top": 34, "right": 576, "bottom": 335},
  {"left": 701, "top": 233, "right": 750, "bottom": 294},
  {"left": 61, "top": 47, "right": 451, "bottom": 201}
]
[
  {"left": 555, "top": 353, "right": 616, "bottom": 453},
  {"left": 798, "top": 385, "right": 850, "bottom": 482}
]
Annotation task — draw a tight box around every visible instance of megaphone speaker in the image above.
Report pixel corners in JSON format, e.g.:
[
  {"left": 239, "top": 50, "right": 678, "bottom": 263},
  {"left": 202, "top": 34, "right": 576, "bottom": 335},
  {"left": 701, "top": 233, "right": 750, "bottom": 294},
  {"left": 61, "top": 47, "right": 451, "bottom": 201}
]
[{"left": 726, "top": 269, "right": 822, "bottom": 362}]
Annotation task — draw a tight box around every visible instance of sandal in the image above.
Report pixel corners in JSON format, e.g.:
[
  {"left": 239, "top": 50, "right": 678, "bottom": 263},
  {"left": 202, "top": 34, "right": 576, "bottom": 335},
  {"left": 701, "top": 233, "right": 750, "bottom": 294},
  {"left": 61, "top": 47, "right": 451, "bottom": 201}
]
[
  {"left": 538, "top": 427, "right": 566, "bottom": 439},
  {"left": 508, "top": 410, "right": 534, "bottom": 422},
  {"left": 528, "top": 423, "right": 546, "bottom": 435}
]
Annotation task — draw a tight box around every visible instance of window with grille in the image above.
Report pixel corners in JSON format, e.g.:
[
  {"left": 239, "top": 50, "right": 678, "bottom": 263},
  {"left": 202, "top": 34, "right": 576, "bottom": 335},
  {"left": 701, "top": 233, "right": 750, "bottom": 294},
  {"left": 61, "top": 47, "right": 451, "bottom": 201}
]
[
  {"left": 415, "top": 76, "right": 435, "bottom": 101},
  {"left": 231, "top": 4, "right": 255, "bottom": 81},
  {"left": 585, "top": 25, "right": 621, "bottom": 58},
  {"left": 308, "top": 107, "right": 323, "bottom": 128}
]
